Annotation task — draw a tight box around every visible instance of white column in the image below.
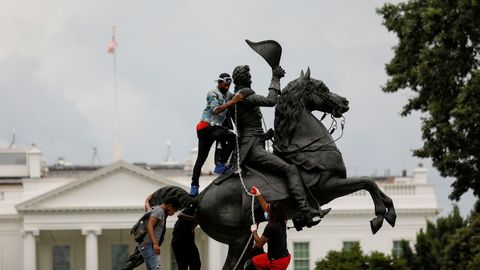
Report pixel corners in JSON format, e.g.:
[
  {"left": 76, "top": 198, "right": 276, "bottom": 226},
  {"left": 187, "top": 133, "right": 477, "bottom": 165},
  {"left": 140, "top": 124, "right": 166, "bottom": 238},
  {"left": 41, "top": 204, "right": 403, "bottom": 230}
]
[
  {"left": 82, "top": 228, "right": 102, "bottom": 270},
  {"left": 22, "top": 229, "right": 39, "bottom": 270},
  {"left": 208, "top": 237, "right": 225, "bottom": 270}
]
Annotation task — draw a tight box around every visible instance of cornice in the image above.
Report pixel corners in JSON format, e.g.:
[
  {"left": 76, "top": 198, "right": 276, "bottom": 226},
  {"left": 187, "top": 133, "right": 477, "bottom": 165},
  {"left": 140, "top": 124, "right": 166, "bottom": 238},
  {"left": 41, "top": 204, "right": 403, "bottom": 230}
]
[
  {"left": 18, "top": 206, "right": 145, "bottom": 214},
  {"left": 326, "top": 208, "right": 439, "bottom": 216},
  {"left": 16, "top": 160, "right": 187, "bottom": 211},
  {"left": 0, "top": 214, "right": 22, "bottom": 221}
]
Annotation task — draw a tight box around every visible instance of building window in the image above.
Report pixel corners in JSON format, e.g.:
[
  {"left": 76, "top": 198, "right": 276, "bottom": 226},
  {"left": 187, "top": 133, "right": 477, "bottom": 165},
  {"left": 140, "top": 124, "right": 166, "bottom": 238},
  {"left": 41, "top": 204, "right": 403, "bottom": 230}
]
[
  {"left": 392, "top": 240, "right": 406, "bottom": 257},
  {"left": 293, "top": 242, "right": 309, "bottom": 270},
  {"left": 111, "top": 244, "right": 129, "bottom": 270},
  {"left": 0, "top": 153, "right": 27, "bottom": 165},
  {"left": 342, "top": 241, "right": 359, "bottom": 252},
  {"left": 53, "top": 245, "right": 71, "bottom": 270},
  {"left": 171, "top": 249, "right": 179, "bottom": 270}
]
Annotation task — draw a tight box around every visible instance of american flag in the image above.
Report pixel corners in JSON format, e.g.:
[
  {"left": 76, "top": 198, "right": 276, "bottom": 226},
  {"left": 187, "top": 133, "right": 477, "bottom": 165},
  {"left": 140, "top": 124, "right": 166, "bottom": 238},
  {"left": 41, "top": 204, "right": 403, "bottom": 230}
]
[{"left": 107, "top": 36, "right": 118, "bottom": 54}]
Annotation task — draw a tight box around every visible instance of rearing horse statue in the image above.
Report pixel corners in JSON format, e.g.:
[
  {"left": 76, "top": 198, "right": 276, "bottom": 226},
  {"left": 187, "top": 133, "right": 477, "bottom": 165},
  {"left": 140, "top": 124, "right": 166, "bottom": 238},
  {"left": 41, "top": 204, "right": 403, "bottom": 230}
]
[{"left": 193, "top": 68, "right": 396, "bottom": 270}]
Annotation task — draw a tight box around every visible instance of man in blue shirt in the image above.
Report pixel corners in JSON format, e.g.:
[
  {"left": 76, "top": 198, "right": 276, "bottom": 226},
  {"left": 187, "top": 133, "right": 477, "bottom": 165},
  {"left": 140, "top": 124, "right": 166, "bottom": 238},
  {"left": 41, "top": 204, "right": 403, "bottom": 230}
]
[{"left": 190, "top": 73, "right": 244, "bottom": 196}]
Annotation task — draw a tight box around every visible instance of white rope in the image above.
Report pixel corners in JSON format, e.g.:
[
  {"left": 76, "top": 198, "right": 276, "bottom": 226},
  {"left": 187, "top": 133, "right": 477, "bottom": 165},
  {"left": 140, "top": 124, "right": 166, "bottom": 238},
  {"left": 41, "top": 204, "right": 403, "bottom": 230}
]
[{"left": 261, "top": 114, "right": 271, "bottom": 152}]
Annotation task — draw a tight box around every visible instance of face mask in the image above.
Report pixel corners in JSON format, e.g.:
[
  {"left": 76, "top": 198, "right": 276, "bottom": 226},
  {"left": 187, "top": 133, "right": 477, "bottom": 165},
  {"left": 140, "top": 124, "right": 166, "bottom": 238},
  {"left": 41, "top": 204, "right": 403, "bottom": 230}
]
[{"left": 264, "top": 212, "right": 269, "bottom": 221}]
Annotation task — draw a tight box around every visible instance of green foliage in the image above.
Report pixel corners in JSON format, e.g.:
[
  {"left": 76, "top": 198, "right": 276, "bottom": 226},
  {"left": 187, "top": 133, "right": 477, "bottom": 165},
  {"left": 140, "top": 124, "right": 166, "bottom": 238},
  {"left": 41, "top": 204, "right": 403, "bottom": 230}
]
[
  {"left": 443, "top": 202, "right": 480, "bottom": 269},
  {"left": 315, "top": 244, "right": 365, "bottom": 270},
  {"left": 314, "top": 204, "right": 480, "bottom": 269},
  {"left": 377, "top": 0, "right": 480, "bottom": 200},
  {"left": 412, "top": 205, "right": 464, "bottom": 269},
  {"left": 397, "top": 240, "right": 414, "bottom": 266},
  {"left": 368, "top": 251, "right": 409, "bottom": 270},
  {"left": 315, "top": 243, "right": 409, "bottom": 270}
]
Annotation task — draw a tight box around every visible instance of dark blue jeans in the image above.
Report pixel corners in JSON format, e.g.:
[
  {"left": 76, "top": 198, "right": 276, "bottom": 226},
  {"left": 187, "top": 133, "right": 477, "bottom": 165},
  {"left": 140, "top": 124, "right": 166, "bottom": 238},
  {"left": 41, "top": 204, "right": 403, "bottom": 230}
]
[{"left": 138, "top": 242, "right": 160, "bottom": 270}]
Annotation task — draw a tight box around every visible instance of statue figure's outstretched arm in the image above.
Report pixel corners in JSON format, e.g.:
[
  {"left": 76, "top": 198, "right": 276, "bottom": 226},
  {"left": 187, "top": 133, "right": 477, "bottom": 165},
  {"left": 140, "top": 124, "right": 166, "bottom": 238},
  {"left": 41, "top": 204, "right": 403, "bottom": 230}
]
[{"left": 241, "top": 66, "right": 285, "bottom": 107}]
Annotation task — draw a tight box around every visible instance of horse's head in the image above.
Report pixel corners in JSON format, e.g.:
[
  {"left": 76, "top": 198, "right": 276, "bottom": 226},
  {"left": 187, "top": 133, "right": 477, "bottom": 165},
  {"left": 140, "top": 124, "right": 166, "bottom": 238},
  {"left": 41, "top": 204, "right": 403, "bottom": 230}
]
[
  {"left": 300, "top": 68, "right": 349, "bottom": 117},
  {"left": 274, "top": 68, "right": 349, "bottom": 148}
]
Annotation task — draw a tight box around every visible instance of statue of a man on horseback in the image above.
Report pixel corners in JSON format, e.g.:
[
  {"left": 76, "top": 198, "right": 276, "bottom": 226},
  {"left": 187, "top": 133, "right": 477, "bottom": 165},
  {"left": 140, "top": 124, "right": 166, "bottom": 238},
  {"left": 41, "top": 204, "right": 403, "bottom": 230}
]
[
  {"left": 126, "top": 40, "right": 397, "bottom": 270},
  {"left": 195, "top": 40, "right": 397, "bottom": 269},
  {"left": 230, "top": 62, "right": 330, "bottom": 229}
]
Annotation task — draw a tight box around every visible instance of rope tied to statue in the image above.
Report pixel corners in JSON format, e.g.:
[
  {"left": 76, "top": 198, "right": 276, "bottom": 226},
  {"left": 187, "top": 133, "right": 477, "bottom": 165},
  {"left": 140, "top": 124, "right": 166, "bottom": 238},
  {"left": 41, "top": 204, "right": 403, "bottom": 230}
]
[{"left": 231, "top": 103, "right": 257, "bottom": 270}]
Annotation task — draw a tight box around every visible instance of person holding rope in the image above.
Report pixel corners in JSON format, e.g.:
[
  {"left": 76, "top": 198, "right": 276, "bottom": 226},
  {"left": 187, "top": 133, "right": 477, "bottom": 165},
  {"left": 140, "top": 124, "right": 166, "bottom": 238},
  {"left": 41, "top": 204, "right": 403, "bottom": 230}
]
[
  {"left": 190, "top": 73, "right": 244, "bottom": 196},
  {"left": 250, "top": 186, "right": 291, "bottom": 270},
  {"left": 231, "top": 65, "right": 329, "bottom": 229}
]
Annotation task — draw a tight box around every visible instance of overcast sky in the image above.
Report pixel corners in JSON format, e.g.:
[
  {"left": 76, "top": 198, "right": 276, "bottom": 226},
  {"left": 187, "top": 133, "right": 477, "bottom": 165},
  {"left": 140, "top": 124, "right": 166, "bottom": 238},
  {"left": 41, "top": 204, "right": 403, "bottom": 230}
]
[{"left": 0, "top": 0, "right": 475, "bottom": 216}]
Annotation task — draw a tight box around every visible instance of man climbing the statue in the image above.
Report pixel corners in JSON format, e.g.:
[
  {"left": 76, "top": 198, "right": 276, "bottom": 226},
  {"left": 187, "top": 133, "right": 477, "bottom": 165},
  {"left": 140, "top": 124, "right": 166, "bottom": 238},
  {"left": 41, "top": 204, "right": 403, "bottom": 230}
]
[
  {"left": 231, "top": 65, "right": 329, "bottom": 228},
  {"left": 190, "top": 73, "right": 244, "bottom": 197}
]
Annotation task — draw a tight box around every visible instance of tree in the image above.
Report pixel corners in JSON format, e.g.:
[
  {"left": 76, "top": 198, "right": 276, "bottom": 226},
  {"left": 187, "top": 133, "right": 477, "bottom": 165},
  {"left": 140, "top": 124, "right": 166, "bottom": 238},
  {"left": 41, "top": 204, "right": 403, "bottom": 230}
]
[
  {"left": 315, "top": 243, "right": 409, "bottom": 270},
  {"left": 442, "top": 200, "right": 480, "bottom": 269},
  {"left": 377, "top": 0, "right": 480, "bottom": 200},
  {"left": 411, "top": 205, "right": 464, "bottom": 269},
  {"left": 314, "top": 205, "right": 479, "bottom": 269},
  {"left": 315, "top": 244, "right": 365, "bottom": 270},
  {"left": 397, "top": 240, "right": 414, "bottom": 267}
]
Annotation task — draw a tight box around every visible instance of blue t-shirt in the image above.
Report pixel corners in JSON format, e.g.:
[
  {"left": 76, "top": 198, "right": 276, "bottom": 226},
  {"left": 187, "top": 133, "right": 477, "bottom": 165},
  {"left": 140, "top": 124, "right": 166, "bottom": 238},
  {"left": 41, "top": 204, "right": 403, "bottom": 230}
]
[{"left": 200, "top": 87, "right": 233, "bottom": 126}]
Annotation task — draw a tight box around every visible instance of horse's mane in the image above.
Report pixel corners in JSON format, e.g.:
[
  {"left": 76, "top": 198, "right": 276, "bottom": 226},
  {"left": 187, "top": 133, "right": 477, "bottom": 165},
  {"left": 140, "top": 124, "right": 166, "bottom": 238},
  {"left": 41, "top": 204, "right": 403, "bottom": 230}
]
[{"left": 274, "top": 76, "right": 314, "bottom": 150}]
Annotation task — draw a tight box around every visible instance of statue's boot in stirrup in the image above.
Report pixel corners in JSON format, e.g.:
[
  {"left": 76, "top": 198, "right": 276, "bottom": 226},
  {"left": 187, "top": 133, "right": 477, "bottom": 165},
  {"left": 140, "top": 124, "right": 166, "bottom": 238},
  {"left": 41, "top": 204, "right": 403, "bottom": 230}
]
[
  {"left": 299, "top": 202, "right": 322, "bottom": 227},
  {"left": 286, "top": 166, "right": 322, "bottom": 228},
  {"left": 319, "top": 207, "right": 332, "bottom": 218}
]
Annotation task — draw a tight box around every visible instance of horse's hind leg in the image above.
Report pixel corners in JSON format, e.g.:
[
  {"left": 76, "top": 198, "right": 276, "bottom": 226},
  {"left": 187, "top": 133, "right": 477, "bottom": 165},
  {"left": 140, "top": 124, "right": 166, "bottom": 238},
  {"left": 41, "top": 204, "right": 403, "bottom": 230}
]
[{"left": 223, "top": 234, "right": 253, "bottom": 270}]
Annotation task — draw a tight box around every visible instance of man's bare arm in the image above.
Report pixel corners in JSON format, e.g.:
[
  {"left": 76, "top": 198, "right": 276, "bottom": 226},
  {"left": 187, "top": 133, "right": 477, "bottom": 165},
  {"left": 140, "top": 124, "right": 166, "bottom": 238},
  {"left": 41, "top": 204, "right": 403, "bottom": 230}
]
[{"left": 213, "top": 93, "right": 244, "bottom": 114}]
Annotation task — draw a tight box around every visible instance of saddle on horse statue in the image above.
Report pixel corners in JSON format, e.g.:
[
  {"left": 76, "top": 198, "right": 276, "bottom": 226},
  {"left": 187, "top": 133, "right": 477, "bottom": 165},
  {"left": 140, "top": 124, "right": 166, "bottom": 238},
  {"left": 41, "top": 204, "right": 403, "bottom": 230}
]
[{"left": 213, "top": 152, "right": 330, "bottom": 231}]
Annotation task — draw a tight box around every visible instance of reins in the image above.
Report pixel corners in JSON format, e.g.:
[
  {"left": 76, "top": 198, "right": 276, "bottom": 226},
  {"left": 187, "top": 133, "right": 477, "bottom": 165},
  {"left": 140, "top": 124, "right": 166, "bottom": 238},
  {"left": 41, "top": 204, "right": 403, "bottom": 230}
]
[{"left": 275, "top": 114, "right": 346, "bottom": 154}]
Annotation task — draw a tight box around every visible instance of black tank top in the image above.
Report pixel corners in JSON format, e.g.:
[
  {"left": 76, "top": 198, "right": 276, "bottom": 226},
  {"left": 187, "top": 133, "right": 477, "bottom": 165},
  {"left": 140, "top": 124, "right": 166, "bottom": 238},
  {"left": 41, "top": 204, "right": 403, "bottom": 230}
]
[{"left": 263, "top": 222, "right": 289, "bottom": 260}]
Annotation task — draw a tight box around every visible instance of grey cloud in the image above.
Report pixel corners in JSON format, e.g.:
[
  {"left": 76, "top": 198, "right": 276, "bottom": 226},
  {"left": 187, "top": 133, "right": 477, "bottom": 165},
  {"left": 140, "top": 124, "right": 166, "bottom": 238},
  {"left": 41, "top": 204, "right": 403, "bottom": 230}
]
[{"left": 0, "top": 54, "right": 97, "bottom": 163}]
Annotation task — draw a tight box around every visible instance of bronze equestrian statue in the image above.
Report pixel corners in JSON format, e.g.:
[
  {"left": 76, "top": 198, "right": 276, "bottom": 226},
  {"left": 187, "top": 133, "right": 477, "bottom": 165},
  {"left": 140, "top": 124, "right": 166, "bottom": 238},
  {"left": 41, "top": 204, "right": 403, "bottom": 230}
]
[
  {"left": 136, "top": 41, "right": 396, "bottom": 270},
  {"left": 194, "top": 66, "right": 397, "bottom": 269}
]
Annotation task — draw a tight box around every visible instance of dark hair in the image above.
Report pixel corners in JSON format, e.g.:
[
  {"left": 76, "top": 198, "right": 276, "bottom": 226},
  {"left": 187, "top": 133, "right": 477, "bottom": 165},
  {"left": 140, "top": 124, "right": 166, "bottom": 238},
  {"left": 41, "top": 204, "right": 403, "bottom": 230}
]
[
  {"left": 219, "top": 72, "right": 231, "bottom": 79},
  {"left": 232, "top": 65, "right": 250, "bottom": 86},
  {"left": 268, "top": 201, "right": 287, "bottom": 225},
  {"left": 217, "top": 72, "right": 232, "bottom": 84},
  {"left": 164, "top": 196, "right": 181, "bottom": 209}
]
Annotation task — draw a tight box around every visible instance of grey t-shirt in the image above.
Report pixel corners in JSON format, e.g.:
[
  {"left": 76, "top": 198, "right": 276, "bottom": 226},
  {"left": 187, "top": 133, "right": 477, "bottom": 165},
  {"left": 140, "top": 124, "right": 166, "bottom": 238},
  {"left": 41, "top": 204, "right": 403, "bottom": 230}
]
[{"left": 143, "top": 206, "right": 166, "bottom": 244}]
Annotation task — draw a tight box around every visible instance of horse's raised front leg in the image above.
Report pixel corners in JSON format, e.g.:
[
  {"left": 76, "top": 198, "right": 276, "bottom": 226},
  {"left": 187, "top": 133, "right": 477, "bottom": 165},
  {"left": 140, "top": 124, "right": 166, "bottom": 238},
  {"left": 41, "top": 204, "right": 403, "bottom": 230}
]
[
  {"left": 316, "top": 177, "right": 387, "bottom": 234},
  {"left": 223, "top": 233, "right": 253, "bottom": 270},
  {"left": 378, "top": 189, "right": 397, "bottom": 227}
]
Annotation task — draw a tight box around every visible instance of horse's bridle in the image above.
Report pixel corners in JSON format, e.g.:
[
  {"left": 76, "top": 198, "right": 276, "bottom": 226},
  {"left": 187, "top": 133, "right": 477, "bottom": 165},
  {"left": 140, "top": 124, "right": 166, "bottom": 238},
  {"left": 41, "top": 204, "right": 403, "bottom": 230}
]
[{"left": 310, "top": 84, "right": 346, "bottom": 117}]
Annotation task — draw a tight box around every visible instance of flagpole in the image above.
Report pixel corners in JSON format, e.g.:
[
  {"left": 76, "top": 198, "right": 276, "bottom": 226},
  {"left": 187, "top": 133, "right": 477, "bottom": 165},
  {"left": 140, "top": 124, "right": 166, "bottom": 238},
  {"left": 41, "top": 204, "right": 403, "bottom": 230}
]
[{"left": 111, "top": 26, "right": 121, "bottom": 161}]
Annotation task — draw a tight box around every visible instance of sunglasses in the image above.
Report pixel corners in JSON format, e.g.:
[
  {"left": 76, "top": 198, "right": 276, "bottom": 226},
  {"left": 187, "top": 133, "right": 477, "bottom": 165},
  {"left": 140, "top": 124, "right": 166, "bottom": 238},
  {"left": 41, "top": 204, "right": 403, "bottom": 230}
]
[{"left": 218, "top": 77, "right": 232, "bottom": 83}]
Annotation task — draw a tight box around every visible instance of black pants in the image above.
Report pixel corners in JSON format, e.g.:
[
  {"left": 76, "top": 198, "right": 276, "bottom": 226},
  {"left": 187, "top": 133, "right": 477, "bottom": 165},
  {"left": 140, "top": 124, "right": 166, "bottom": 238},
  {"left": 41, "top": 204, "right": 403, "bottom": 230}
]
[
  {"left": 172, "top": 238, "right": 201, "bottom": 270},
  {"left": 191, "top": 125, "right": 236, "bottom": 186}
]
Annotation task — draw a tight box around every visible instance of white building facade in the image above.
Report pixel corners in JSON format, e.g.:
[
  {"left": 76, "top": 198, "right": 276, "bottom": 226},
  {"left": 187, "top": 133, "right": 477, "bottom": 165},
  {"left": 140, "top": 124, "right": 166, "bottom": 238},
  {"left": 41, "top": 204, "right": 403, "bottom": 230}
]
[{"left": 0, "top": 146, "right": 438, "bottom": 270}]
